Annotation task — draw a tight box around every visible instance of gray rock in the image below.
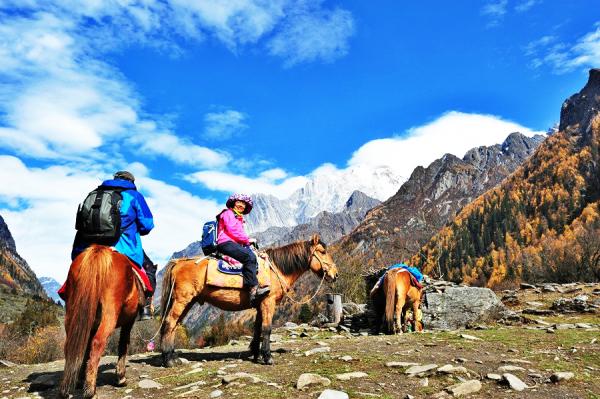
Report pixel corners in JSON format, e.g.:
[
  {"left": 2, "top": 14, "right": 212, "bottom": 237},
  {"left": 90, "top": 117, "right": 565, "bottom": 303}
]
[
  {"left": 386, "top": 361, "right": 420, "bottom": 368},
  {"left": 0, "top": 360, "right": 15, "bottom": 368},
  {"left": 502, "top": 373, "right": 528, "bottom": 391},
  {"left": 445, "top": 380, "right": 482, "bottom": 397},
  {"left": 296, "top": 373, "right": 331, "bottom": 390},
  {"left": 138, "top": 379, "right": 162, "bottom": 389},
  {"left": 550, "top": 371, "right": 575, "bottom": 383},
  {"left": 283, "top": 322, "right": 298, "bottom": 328},
  {"left": 340, "top": 355, "right": 353, "bottom": 362},
  {"left": 30, "top": 374, "right": 58, "bottom": 390},
  {"left": 498, "top": 365, "right": 526, "bottom": 373},
  {"left": 270, "top": 334, "right": 282, "bottom": 343},
  {"left": 422, "top": 287, "right": 508, "bottom": 330},
  {"left": 335, "top": 371, "right": 368, "bottom": 381},
  {"left": 222, "top": 372, "right": 262, "bottom": 384},
  {"left": 405, "top": 364, "right": 438, "bottom": 376},
  {"left": 318, "top": 389, "right": 349, "bottom": 399},
  {"left": 486, "top": 373, "right": 502, "bottom": 381},
  {"left": 305, "top": 347, "right": 331, "bottom": 356},
  {"left": 437, "top": 365, "right": 468, "bottom": 374},
  {"left": 209, "top": 390, "right": 223, "bottom": 398}
]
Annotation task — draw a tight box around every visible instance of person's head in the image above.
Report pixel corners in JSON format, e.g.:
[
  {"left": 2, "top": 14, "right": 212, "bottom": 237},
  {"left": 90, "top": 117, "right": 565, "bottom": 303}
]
[
  {"left": 114, "top": 170, "right": 135, "bottom": 182},
  {"left": 226, "top": 194, "right": 253, "bottom": 215}
]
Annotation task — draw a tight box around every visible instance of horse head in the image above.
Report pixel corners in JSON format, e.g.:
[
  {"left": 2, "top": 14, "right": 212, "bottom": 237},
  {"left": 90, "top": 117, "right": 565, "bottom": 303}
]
[{"left": 308, "top": 234, "right": 337, "bottom": 282}]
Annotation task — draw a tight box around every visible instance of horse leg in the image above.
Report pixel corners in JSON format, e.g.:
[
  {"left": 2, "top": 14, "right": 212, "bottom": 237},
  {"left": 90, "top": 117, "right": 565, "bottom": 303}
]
[
  {"left": 250, "top": 311, "right": 263, "bottom": 362},
  {"left": 259, "top": 298, "right": 275, "bottom": 365},
  {"left": 116, "top": 319, "right": 134, "bottom": 386},
  {"left": 161, "top": 294, "right": 193, "bottom": 367},
  {"left": 395, "top": 286, "right": 406, "bottom": 335},
  {"left": 412, "top": 296, "right": 422, "bottom": 332},
  {"left": 83, "top": 313, "right": 117, "bottom": 399}
]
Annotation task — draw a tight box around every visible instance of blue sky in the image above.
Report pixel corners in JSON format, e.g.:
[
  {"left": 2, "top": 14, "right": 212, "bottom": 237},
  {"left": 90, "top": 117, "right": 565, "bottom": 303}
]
[{"left": 0, "top": 0, "right": 598, "bottom": 280}]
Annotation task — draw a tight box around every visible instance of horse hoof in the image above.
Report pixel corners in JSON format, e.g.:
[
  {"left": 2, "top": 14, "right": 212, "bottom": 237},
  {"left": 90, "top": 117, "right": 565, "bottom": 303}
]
[
  {"left": 263, "top": 357, "right": 274, "bottom": 365},
  {"left": 117, "top": 377, "right": 127, "bottom": 386}
]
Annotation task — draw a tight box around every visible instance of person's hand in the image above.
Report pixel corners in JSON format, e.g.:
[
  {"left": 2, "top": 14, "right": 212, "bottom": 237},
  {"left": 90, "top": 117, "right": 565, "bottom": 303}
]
[{"left": 249, "top": 238, "right": 259, "bottom": 249}]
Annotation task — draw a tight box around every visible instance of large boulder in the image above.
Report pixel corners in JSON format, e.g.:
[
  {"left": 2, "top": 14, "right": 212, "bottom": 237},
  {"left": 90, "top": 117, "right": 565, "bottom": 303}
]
[{"left": 422, "top": 286, "right": 507, "bottom": 330}]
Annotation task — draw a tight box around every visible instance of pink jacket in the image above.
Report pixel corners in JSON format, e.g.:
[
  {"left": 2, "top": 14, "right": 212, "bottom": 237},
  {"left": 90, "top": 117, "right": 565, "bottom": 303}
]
[{"left": 217, "top": 209, "right": 250, "bottom": 245}]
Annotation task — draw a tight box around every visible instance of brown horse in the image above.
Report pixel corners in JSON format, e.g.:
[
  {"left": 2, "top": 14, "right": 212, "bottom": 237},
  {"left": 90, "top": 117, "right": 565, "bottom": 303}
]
[
  {"left": 370, "top": 269, "right": 423, "bottom": 334},
  {"left": 160, "top": 234, "right": 337, "bottom": 366},
  {"left": 59, "top": 245, "right": 145, "bottom": 399}
]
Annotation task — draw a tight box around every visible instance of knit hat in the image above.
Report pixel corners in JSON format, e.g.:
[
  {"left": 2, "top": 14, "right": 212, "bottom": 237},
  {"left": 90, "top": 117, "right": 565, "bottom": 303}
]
[{"left": 114, "top": 170, "right": 135, "bottom": 182}]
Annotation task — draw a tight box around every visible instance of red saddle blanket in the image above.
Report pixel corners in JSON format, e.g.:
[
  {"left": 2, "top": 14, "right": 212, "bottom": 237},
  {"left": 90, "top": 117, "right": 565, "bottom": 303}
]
[{"left": 57, "top": 263, "right": 153, "bottom": 301}]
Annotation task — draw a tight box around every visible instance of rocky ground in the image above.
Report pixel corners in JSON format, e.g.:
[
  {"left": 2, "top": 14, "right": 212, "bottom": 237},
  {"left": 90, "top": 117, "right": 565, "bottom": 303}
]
[{"left": 1, "top": 283, "right": 599, "bottom": 399}]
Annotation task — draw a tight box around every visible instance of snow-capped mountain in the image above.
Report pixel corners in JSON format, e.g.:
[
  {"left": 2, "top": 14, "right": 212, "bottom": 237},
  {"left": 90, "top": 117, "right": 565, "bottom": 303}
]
[
  {"left": 39, "top": 276, "right": 64, "bottom": 305},
  {"left": 245, "top": 165, "right": 404, "bottom": 234}
]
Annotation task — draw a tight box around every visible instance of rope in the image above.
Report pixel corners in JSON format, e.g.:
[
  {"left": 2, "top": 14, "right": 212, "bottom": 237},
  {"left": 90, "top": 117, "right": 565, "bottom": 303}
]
[
  {"left": 267, "top": 256, "right": 327, "bottom": 305},
  {"left": 136, "top": 279, "right": 175, "bottom": 346}
]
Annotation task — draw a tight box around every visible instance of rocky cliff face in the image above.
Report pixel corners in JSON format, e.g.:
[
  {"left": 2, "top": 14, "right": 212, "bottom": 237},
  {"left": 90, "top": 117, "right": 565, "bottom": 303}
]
[
  {"left": 255, "top": 191, "right": 380, "bottom": 247},
  {"left": 245, "top": 166, "right": 403, "bottom": 234},
  {"left": 336, "top": 132, "right": 545, "bottom": 269},
  {"left": 0, "top": 214, "right": 46, "bottom": 297}
]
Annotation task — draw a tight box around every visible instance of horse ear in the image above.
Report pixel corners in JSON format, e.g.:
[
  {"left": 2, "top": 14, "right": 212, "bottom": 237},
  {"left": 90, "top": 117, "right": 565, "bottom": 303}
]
[{"left": 311, "top": 234, "right": 320, "bottom": 246}]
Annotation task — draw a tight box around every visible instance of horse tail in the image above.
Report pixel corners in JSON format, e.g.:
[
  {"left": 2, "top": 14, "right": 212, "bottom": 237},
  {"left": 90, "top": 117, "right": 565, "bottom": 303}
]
[
  {"left": 60, "top": 245, "right": 113, "bottom": 395},
  {"left": 160, "top": 259, "right": 177, "bottom": 320},
  {"left": 384, "top": 271, "right": 397, "bottom": 334}
]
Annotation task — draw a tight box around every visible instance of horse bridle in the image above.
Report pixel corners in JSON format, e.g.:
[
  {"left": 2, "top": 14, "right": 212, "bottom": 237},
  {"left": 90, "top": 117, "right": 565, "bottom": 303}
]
[{"left": 309, "top": 247, "right": 335, "bottom": 278}]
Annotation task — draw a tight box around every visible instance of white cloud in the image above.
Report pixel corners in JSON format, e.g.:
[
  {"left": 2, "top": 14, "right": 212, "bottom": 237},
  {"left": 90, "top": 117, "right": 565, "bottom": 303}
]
[
  {"left": 186, "top": 170, "right": 308, "bottom": 199},
  {"left": 204, "top": 109, "right": 248, "bottom": 140},
  {"left": 481, "top": 0, "right": 508, "bottom": 27},
  {"left": 0, "top": 156, "right": 221, "bottom": 281},
  {"left": 267, "top": 1, "right": 354, "bottom": 67},
  {"left": 347, "top": 111, "right": 545, "bottom": 178},
  {"left": 259, "top": 168, "right": 288, "bottom": 181},
  {"left": 515, "top": 0, "right": 541, "bottom": 13},
  {"left": 527, "top": 24, "right": 600, "bottom": 74}
]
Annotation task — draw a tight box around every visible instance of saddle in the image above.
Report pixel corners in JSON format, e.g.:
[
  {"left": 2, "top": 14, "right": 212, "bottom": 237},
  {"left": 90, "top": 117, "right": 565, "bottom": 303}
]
[{"left": 204, "top": 252, "right": 271, "bottom": 289}]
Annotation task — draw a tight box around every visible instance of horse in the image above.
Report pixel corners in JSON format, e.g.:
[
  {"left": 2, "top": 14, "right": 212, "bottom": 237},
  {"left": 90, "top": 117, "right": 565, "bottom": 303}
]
[
  {"left": 59, "top": 245, "right": 146, "bottom": 399},
  {"left": 159, "top": 234, "right": 337, "bottom": 366},
  {"left": 370, "top": 268, "right": 423, "bottom": 334}
]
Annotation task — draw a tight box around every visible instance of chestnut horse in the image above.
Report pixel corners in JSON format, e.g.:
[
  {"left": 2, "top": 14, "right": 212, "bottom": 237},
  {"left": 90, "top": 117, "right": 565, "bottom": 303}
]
[
  {"left": 160, "top": 234, "right": 337, "bottom": 366},
  {"left": 370, "top": 269, "right": 423, "bottom": 334},
  {"left": 59, "top": 245, "right": 145, "bottom": 399}
]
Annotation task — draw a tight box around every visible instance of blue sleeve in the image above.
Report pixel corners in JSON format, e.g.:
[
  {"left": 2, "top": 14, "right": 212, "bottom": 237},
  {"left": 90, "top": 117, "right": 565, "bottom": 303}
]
[{"left": 133, "top": 192, "right": 154, "bottom": 235}]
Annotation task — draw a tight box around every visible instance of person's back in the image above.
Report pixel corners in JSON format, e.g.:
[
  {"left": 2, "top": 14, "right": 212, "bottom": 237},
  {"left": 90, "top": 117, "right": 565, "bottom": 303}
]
[{"left": 72, "top": 171, "right": 154, "bottom": 267}]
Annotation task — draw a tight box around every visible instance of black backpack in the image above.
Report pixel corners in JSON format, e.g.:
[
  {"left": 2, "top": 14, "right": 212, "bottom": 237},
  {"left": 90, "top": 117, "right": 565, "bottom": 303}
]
[{"left": 75, "top": 185, "right": 125, "bottom": 243}]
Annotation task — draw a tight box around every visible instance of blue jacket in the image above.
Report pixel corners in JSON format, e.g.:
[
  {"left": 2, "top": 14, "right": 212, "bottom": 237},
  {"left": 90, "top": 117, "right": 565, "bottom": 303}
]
[{"left": 72, "top": 179, "right": 154, "bottom": 267}]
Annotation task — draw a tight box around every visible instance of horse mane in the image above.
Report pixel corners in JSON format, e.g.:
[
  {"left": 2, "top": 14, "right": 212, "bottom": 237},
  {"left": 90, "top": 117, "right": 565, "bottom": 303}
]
[{"left": 266, "top": 238, "right": 327, "bottom": 276}]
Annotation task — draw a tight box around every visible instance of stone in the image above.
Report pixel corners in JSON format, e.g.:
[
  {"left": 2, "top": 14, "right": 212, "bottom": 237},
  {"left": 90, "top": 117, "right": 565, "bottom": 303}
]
[
  {"left": 575, "top": 323, "right": 593, "bottom": 329},
  {"left": 437, "top": 365, "right": 468, "bottom": 374},
  {"left": 502, "top": 373, "right": 528, "bottom": 391},
  {"left": 305, "top": 347, "right": 331, "bottom": 356},
  {"left": 30, "top": 374, "right": 58, "bottom": 390},
  {"left": 460, "top": 334, "right": 482, "bottom": 341},
  {"left": 554, "top": 323, "right": 576, "bottom": 330},
  {"left": 209, "top": 390, "right": 223, "bottom": 398},
  {"left": 270, "top": 334, "right": 282, "bottom": 343},
  {"left": 340, "top": 355, "right": 353, "bottom": 362},
  {"left": 318, "top": 389, "right": 349, "bottom": 399},
  {"left": 486, "top": 373, "right": 502, "bottom": 381},
  {"left": 138, "top": 379, "right": 162, "bottom": 389},
  {"left": 386, "top": 361, "right": 420, "bottom": 368},
  {"left": 335, "top": 372, "right": 368, "bottom": 381},
  {"left": 520, "top": 283, "right": 536, "bottom": 289},
  {"left": 283, "top": 322, "right": 298, "bottom": 328},
  {"left": 420, "top": 378, "right": 429, "bottom": 387},
  {"left": 0, "top": 361, "right": 15, "bottom": 368},
  {"left": 405, "top": 364, "right": 438, "bottom": 376},
  {"left": 422, "top": 287, "right": 508, "bottom": 330},
  {"left": 296, "top": 373, "right": 331, "bottom": 390},
  {"left": 445, "top": 380, "right": 482, "bottom": 397},
  {"left": 502, "top": 359, "right": 532, "bottom": 365},
  {"left": 222, "top": 372, "right": 262, "bottom": 384},
  {"left": 498, "top": 365, "right": 526, "bottom": 373},
  {"left": 550, "top": 371, "right": 575, "bottom": 383}
]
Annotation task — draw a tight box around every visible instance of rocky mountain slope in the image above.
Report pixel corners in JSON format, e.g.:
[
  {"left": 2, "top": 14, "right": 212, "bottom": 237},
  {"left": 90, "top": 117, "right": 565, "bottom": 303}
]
[
  {"left": 0, "top": 214, "right": 46, "bottom": 297},
  {"left": 335, "top": 131, "right": 544, "bottom": 270},
  {"left": 414, "top": 69, "right": 600, "bottom": 287},
  {"left": 39, "top": 277, "right": 64, "bottom": 305},
  {"left": 246, "top": 166, "right": 403, "bottom": 234},
  {"left": 255, "top": 190, "right": 380, "bottom": 247}
]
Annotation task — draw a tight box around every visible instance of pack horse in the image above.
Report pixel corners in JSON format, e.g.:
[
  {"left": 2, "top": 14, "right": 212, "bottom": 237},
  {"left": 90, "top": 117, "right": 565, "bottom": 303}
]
[{"left": 160, "top": 234, "right": 338, "bottom": 366}]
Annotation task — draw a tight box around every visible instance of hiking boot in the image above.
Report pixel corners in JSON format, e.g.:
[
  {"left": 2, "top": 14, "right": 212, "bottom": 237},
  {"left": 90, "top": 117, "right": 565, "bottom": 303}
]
[
  {"left": 139, "top": 298, "right": 153, "bottom": 321},
  {"left": 249, "top": 285, "right": 270, "bottom": 306}
]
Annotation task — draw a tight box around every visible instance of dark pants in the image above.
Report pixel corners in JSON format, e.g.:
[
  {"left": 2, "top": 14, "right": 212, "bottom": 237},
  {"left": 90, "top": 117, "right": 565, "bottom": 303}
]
[
  {"left": 142, "top": 251, "right": 157, "bottom": 292},
  {"left": 217, "top": 241, "right": 258, "bottom": 287}
]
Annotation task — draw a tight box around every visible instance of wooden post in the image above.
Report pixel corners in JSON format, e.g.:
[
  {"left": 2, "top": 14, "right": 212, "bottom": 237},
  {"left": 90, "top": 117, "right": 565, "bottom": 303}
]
[{"left": 326, "top": 293, "right": 343, "bottom": 324}]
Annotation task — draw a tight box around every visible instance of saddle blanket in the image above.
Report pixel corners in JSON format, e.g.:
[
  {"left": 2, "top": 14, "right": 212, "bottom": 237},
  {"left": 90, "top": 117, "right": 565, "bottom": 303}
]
[
  {"left": 205, "top": 256, "right": 271, "bottom": 289},
  {"left": 57, "top": 262, "right": 153, "bottom": 301},
  {"left": 373, "top": 267, "right": 423, "bottom": 293}
]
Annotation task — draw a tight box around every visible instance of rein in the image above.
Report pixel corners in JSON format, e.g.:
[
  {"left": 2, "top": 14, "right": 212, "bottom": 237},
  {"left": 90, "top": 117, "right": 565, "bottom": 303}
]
[{"left": 265, "top": 248, "right": 330, "bottom": 305}]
